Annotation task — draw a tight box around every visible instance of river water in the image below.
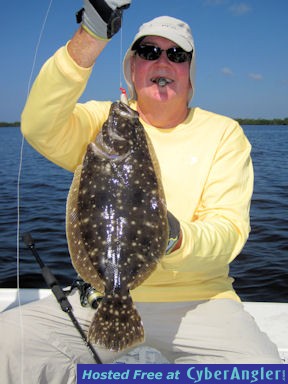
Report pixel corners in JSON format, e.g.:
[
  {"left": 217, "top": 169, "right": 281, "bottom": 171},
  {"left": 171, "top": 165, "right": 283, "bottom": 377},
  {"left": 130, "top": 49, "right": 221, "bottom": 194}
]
[{"left": 0, "top": 125, "right": 287, "bottom": 302}]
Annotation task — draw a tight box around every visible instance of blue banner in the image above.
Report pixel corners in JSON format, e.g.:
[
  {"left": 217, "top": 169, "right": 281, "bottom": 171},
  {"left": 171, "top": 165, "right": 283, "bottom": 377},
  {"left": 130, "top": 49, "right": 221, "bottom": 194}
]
[{"left": 77, "top": 364, "right": 287, "bottom": 384}]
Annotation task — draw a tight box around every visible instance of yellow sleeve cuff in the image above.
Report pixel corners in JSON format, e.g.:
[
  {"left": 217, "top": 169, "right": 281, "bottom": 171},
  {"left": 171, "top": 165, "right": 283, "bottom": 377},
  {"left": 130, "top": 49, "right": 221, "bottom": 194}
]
[{"left": 82, "top": 24, "right": 111, "bottom": 42}]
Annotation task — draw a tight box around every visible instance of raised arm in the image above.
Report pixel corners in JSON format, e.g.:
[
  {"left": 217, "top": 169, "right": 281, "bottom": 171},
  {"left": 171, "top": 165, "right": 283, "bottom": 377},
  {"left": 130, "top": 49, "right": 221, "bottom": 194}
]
[{"left": 21, "top": 0, "right": 131, "bottom": 171}]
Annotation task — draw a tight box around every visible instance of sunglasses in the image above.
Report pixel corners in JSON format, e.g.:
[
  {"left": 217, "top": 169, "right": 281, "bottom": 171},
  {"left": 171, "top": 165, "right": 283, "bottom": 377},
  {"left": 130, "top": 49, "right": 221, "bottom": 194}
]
[{"left": 133, "top": 45, "right": 193, "bottom": 63}]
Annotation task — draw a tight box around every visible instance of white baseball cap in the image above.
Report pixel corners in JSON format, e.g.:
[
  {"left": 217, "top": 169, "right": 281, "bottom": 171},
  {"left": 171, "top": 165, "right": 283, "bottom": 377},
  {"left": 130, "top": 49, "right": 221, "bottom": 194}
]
[{"left": 123, "top": 16, "right": 196, "bottom": 102}]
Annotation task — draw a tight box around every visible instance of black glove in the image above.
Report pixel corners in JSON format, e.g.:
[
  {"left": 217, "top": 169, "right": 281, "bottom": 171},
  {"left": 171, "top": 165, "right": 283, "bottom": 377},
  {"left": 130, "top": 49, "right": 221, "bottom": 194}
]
[
  {"left": 76, "top": 0, "right": 131, "bottom": 39},
  {"left": 166, "top": 211, "right": 181, "bottom": 254}
]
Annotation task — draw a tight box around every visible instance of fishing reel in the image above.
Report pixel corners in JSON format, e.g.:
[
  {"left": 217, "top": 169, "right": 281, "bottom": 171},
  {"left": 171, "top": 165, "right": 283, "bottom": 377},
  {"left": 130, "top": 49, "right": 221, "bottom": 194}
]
[{"left": 73, "top": 277, "right": 103, "bottom": 309}]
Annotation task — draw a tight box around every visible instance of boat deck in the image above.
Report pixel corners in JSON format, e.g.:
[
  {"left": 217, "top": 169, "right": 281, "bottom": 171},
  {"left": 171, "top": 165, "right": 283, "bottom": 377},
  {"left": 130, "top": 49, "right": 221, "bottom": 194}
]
[{"left": 1, "top": 288, "right": 287, "bottom": 363}]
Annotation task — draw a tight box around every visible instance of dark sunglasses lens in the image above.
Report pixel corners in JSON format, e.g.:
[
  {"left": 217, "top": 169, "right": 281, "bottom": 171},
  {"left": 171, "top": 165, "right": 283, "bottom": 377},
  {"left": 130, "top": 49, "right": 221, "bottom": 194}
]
[
  {"left": 137, "top": 46, "right": 161, "bottom": 60},
  {"left": 167, "top": 48, "right": 192, "bottom": 63}
]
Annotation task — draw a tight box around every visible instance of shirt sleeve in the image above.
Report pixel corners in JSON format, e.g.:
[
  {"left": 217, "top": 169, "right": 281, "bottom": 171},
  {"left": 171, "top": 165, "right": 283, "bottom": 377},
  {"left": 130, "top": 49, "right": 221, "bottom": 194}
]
[
  {"left": 21, "top": 43, "right": 111, "bottom": 172},
  {"left": 160, "top": 119, "right": 253, "bottom": 276}
]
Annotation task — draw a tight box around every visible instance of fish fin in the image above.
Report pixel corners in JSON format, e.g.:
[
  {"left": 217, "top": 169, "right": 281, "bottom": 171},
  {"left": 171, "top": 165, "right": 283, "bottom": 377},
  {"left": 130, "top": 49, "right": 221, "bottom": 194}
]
[
  {"left": 66, "top": 164, "right": 104, "bottom": 293},
  {"left": 129, "top": 260, "right": 159, "bottom": 290},
  {"left": 88, "top": 292, "right": 144, "bottom": 351},
  {"left": 144, "top": 131, "right": 167, "bottom": 207},
  {"left": 144, "top": 131, "right": 169, "bottom": 246}
]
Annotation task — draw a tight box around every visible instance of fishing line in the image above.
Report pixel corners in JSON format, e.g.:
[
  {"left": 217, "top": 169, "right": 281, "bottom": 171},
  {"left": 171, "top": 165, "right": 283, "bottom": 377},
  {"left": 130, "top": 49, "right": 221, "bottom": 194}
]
[
  {"left": 16, "top": 1, "right": 53, "bottom": 382},
  {"left": 119, "top": 26, "right": 123, "bottom": 89},
  {"left": 119, "top": 20, "right": 128, "bottom": 104},
  {"left": 17, "top": 0, "right": 53, "bottom": 305}
]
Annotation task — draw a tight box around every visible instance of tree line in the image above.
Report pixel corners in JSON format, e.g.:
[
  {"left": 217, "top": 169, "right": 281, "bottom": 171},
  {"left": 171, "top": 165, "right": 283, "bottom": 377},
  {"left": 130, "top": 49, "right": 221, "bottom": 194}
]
[
  {"left": 235, "top": 118, "right": 288, "bottom": 125},
  {"left": 0, "top": 122, "right": 21, "bottom": 127},
  {"left": 1, "top": 117, "right": 288, "bottom": 127}
]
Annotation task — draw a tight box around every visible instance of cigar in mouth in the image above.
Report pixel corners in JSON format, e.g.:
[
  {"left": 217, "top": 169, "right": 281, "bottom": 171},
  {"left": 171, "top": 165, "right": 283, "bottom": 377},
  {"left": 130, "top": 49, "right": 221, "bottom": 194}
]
[{"left": 151, "top": 77, "right": 173, "bottom": 87}]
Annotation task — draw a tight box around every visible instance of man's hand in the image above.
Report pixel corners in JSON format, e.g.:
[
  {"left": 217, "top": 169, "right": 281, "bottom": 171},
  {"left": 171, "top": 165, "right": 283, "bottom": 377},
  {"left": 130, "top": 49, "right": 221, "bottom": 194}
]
[
  {"left": 166, "top": 211, "right": 182, "bottom": 254},
  {"left": 77, "top": 0, "right": 131, "bottom": 40}
]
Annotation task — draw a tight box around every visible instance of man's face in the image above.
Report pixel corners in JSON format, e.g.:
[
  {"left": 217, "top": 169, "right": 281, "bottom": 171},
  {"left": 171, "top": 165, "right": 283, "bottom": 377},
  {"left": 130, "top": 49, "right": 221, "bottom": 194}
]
[{"left": 130, "top": 36, "right": 191, "bottom": 104}]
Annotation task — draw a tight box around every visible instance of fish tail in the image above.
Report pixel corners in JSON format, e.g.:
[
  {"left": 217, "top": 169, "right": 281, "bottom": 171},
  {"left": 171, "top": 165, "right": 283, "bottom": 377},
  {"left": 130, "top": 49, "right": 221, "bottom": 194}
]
[{"left": 88, "top": 292, "right": 144, "bottom": 351}]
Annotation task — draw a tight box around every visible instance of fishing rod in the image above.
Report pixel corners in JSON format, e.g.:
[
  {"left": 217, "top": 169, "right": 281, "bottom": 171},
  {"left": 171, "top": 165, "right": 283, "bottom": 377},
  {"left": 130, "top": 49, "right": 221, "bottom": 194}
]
[{"left": 22, "top": 232, "right": 102, "bottom": 364}]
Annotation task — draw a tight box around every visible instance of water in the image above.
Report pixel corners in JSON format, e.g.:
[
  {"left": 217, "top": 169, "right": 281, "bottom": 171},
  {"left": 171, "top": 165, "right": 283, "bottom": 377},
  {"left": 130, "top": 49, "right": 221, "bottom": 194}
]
[
  {"left": 0, "top": 126, "right": 287, "bottom": 302},
  {"left": 230, "top": 125, "right": 288, "bottom": 302}
]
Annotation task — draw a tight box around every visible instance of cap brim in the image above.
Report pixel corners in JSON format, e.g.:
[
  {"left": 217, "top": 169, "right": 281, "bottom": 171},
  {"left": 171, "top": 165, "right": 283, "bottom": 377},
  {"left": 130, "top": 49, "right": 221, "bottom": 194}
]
[{"left": 133, "top": 28, "right": 193, "bottom": 52}]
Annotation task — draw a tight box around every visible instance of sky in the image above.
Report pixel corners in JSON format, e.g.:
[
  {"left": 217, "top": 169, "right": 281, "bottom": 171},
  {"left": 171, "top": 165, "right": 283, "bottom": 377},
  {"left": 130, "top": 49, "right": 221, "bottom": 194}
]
[{"left": 1, "top": 0, "right": 288, "bottom": 121}]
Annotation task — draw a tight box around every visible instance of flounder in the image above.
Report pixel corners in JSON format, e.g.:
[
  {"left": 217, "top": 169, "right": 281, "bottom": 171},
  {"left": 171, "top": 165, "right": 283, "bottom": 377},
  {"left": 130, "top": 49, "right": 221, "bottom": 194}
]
[{"left": 66, "top": 101, "right": 168, "bottom": 351}]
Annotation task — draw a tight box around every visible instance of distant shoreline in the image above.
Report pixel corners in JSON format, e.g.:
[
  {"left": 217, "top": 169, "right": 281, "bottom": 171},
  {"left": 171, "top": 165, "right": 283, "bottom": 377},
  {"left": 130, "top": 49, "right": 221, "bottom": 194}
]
[
  {"left": 0, "top": 122, "right": 21, "bottom": 127},
  {"left": 236, "top": 118, "right": 288, "bottom": 126},
  {"left": 1, "top": 118, "right": 287, "bottom": 127}
]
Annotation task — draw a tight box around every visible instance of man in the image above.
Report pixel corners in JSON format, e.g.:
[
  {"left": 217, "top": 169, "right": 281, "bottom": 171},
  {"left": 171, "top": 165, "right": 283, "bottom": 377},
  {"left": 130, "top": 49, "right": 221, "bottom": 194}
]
[{"left": 0, "top": 1, "right": 282, "bottom": 383}]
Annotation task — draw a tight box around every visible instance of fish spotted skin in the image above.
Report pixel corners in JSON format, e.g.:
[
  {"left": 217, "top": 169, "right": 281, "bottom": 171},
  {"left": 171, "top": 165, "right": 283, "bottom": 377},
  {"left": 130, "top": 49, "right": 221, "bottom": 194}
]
[{"left": 66, "top": 102, "right": 168, "bottom": 351}]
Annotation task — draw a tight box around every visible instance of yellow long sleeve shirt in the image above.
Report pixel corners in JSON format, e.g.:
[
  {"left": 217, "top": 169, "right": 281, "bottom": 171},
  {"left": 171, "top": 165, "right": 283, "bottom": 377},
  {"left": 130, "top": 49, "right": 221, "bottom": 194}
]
[{"left": 21, "top": 44, "right": 253, "bottom": 302}]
